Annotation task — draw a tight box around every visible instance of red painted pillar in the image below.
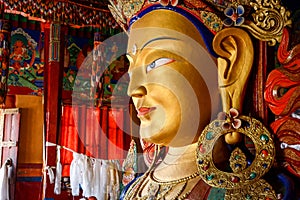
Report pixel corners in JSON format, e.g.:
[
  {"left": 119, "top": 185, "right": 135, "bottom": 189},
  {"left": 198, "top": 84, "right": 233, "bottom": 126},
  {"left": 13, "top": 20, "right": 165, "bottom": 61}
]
[
  {"left": 42, "top": 22, "right": 65, "bottom": 199},
  {"left": 0, "top": 18, "right": 11, "bottom": 107}
]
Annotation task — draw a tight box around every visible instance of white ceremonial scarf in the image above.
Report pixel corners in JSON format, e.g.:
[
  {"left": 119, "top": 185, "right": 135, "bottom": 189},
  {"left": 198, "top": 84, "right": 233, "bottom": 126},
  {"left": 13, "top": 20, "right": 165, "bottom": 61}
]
[
  {"left": 82, "top": 156, "right": 93, "bottom": 197},
  {"left": 99, "top": 160, "right": 109, "bottom": 199},
  {"left": 91, "top": 159, "right": 102, "bottom": 200},
  {"left": 54, "top": 146, "right": 62, "bottom": 194},
  {"left": 70, "top": 152, "right": 84, "bottom": 196},
  {"left": 0, "top": 160, "right": 11, "bottom": 200}
]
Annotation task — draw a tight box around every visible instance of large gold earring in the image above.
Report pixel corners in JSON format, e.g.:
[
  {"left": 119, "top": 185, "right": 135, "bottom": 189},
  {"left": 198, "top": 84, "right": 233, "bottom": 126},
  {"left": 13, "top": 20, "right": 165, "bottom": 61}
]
[{"left": 196, "top": 110, "right": 277, "bottom": 199}]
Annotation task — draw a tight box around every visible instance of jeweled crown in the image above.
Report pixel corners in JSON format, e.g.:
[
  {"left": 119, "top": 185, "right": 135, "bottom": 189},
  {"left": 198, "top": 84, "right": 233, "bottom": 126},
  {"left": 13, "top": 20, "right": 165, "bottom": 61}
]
[{"left": 108, "top": 0, "right": 292, "bottom": 45}]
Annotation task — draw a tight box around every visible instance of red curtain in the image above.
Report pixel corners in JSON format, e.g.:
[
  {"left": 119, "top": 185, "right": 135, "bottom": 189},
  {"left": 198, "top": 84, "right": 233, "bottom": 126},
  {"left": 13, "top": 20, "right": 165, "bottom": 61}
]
[{"left": 59, "top": 105, "right": 131, "bottom": 176}]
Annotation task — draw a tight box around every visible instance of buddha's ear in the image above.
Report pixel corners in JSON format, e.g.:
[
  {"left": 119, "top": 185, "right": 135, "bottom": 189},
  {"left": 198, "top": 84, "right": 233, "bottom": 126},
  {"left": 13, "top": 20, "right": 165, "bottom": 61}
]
[
  {"left": 212, "top": 27, "right": 254, "bottom": 144},
  {"left": 213, "top": 27, "right": 254, "bottom": 113}
]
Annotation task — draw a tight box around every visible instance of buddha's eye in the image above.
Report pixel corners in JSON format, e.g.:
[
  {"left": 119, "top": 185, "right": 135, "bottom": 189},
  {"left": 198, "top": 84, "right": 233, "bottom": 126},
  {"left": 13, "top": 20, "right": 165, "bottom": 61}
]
[{"left": 146, "top": 58, "right": 174, "bottom": 73}]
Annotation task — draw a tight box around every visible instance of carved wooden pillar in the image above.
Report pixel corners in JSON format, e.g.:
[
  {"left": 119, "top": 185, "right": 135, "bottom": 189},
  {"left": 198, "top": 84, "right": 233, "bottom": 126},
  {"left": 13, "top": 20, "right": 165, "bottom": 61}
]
[{"left": 42, "top": 22, "right": 65, "bottom": 199}]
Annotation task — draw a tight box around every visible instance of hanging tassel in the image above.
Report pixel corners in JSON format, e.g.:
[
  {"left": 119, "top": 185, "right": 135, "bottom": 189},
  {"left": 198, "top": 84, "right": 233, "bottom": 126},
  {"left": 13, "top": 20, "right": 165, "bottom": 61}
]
[{"left": 54, "top": 146, "right": 62, "bottom": 195}]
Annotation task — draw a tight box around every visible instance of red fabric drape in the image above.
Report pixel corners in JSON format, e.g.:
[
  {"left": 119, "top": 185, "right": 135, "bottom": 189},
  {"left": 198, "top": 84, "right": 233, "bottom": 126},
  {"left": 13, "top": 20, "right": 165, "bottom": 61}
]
[{"left": 60, "top": 105, "right": 131, "bottom": 176}]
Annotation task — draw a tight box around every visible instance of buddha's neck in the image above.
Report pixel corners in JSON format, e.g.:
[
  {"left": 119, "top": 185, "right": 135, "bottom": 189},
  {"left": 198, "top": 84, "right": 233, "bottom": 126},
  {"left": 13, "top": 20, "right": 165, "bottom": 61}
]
[{"left": 153, "top": 143, "right": 198, "bottom": 181}]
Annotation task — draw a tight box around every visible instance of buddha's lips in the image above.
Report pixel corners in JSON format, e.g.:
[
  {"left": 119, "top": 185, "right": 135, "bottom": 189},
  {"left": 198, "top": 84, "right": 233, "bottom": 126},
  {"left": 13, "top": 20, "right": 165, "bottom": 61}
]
[{"left": 138, "top": 107, "right": 156, "bottom": 116}]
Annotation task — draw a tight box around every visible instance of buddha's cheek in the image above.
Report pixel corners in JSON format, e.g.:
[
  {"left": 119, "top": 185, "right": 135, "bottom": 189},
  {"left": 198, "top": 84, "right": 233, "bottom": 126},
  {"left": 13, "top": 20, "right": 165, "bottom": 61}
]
[
  {"left": 137, "top": 67, "right": 201, "bottom": 147},
  {"left": 138, "top": 85, "right": 181, "bottom": 146}
]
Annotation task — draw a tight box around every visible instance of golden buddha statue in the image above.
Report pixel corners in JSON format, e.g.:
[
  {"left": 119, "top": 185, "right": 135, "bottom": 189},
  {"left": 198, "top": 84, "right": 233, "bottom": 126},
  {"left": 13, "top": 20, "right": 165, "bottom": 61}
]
[
  {"left": 108, "top": 0, "right": 293, "bottom": 199},
  {"left": 124, "top": 8, "right": 220, "bottom": 199}
]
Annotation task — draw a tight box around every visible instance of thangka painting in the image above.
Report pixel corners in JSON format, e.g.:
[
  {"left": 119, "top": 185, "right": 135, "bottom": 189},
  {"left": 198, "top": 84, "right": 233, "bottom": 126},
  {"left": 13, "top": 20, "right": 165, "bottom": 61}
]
[
  {"left": 62, "top": 35, "right": 93, "bottom": 103},
  {"left": 63, "top": 34, "right": 129, "bottom": 106},
  {"left": 8, "top": 27, "right": 44, "bottom": 95},
  {"left": 100, "top": 53, "right": 129, "bottom": 105},
  {"left": 96, "top": 36, "right": 129, "bottom": 106}
]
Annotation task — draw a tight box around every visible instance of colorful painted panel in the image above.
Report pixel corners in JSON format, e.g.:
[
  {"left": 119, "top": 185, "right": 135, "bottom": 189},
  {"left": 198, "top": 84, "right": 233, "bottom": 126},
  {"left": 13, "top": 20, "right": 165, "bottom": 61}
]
[
  {"left": 63, "top": 34, "right": 129, "bottom": 106},
  {"left": 62, "top": 35, "right": 93, "bottom": 105},
  {"left": 8, "top": 27, "right": 43, "bottom": 95},
  {"left": 101, "top": 54, "right": 129, "bottom": 105},
  {"left": 93, "top": 36, "right": 129, "bottom": 106}
]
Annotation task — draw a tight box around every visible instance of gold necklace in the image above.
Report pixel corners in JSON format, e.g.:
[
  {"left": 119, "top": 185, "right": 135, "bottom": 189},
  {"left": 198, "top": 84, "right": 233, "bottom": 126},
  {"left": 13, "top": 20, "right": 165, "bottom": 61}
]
[
  {"left": 150, "top": 170, "right": 200, "bottom": 185},
  {"left": 124, "top": 170, "right": 200, "bottom": 200}
]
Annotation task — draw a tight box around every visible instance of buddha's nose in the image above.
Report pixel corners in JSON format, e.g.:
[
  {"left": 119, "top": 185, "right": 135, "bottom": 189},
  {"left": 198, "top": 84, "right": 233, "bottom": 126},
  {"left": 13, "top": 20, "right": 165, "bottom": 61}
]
[{"left": 127, "top": 67, "right": 147, "bottom": 98}]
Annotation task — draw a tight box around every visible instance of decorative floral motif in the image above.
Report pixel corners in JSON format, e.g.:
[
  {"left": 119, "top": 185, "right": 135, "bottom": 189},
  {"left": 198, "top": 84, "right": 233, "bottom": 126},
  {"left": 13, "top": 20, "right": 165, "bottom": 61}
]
[
  {"left": 223, "top": 5, "right": 245, "bottom": 26},
  {"left": 159, "top": 0, "right": 178, "bottom": 6},
  {"left": 222, "top": 108, "right": 242, "bottom": 130}
]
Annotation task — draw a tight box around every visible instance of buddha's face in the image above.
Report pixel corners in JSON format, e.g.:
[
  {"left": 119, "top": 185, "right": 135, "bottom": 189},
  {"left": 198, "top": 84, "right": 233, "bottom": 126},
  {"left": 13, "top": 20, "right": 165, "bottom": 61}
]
[{"left": 127, "top": 10, "right": 218, "bottom": 147}]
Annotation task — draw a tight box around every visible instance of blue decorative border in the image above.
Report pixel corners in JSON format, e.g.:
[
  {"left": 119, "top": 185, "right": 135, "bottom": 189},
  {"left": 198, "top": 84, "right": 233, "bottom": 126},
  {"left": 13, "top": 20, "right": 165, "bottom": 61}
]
[{"left": 17, "top": 176, "right": 42, "bottom": 182}]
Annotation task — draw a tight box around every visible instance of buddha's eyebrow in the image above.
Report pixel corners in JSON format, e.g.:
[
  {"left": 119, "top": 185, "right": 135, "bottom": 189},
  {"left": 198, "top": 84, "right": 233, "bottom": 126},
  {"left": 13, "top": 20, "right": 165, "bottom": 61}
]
[{"left": 141, "top": 37, "right": 179, "bottom": 50}]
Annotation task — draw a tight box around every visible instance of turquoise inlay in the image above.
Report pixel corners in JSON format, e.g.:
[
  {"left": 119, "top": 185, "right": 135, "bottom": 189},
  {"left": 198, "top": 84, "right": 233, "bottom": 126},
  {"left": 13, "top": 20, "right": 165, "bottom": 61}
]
[
  {"left": 207, "top": 187, "right": 226, "bottom": 200},
  {"left": 206, "top": 131, "right": 214, "bottom": 140}
]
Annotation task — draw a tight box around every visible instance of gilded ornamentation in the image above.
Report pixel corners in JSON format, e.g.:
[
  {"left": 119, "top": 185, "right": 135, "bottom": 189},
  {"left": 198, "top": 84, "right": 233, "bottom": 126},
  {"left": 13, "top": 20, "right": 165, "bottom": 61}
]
[
  {"left": 123, "top": 0, "right": 145, "bottom": 18},
  {"left": 200, "top": 11, "right": 223, "bottom": 32},
  {"left": 241, "top": 0, "right": 292, "bottom": 45},
  {"left": 109, "top": 0, "right": 291, "bottom": 45},
  {"left": 108, "top": 0, "right": 128, "bottom": 32},
  {"left": 229, "top": 147, "right": 247, "bottom": 173},
  {"left": 225, "top": 179, "right": 277, "bottom": 200},
  {"left": 196, "top": 115, "right": 275, "bottom": 189},
  {"left": 123, "top": 169, "right": 200, "bottom": 200}
]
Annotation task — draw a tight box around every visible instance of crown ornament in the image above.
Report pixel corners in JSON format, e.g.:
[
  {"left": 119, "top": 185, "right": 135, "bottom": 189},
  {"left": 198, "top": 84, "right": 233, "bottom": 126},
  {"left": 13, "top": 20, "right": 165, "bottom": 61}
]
[{"left": 108, "top": 0, "right": 292, "bottom": 45}]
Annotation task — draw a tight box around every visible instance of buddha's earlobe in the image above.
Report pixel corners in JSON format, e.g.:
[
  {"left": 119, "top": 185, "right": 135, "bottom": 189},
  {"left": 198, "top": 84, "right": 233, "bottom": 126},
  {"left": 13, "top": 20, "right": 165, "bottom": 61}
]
[{"left": 213, "top": 27, "right": 254, "bottom": 144}]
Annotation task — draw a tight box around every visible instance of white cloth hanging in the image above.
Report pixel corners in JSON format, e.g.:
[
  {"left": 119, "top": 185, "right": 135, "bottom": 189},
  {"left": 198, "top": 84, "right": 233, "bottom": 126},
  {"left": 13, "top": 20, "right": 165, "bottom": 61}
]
[
  {"left": 99, "top": 160, "right": 109, "bottom": 199},
  {"left": 91, "top": 159, "right": 102, "bottom": 200},
  {"left": 45, "top": 166, "right": 55, "bottom": 184},
  {"left": 82, "top": 156, "right": 93, "bottom": 198},
  {"left": 0, "top": 159, "right": 12, "bottom": 200},
  {"left": 70, "top": 152, "right": 84, "bottom": 196},
  {"left": 54, "top": 146, "right": 62, "bottom": 195}
]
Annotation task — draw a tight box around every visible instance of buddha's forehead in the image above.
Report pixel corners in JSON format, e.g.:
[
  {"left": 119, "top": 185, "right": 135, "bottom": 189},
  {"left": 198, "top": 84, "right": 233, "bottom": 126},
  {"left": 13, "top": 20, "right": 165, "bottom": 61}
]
[{"left": 127, "top": 9, "right": 206, "bottom": 54}]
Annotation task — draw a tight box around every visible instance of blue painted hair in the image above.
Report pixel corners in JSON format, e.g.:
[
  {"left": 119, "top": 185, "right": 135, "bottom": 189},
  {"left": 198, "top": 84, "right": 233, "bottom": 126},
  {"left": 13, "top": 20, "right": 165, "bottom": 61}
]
[{"left": 128, "top": 4, "right": 217, "bottom": 57}]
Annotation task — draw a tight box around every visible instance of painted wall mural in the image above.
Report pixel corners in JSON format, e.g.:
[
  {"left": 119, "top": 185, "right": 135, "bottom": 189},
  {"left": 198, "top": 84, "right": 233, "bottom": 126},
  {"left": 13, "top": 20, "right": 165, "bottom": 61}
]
[
  {"left": 63, "top": 35, "right": 93, "bottom": 93},
  {"left": 63, "top": 33, "right": 129, "bottom": 106},
  {"left": 8, "top": 27, "right": 44, "bottom": 95}
]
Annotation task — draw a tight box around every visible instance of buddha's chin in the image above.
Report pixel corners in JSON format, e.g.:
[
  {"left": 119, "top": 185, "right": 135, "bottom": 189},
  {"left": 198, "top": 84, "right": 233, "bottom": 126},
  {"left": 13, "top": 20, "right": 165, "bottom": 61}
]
[{"left": 139, "top": 127, "right": 173, "bottom": 146}]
